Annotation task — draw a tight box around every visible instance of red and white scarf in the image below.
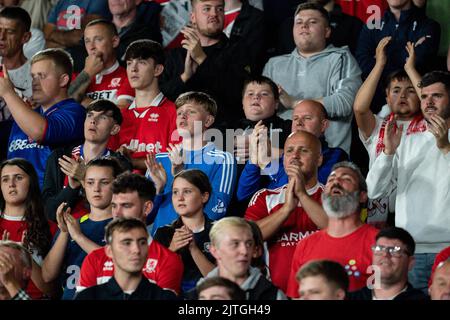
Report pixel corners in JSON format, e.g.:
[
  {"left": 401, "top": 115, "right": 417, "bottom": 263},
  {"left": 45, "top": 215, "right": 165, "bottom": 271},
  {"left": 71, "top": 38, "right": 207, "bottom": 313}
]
[{"left": 375, "top": 113, "right": 427, "bottom": 156}]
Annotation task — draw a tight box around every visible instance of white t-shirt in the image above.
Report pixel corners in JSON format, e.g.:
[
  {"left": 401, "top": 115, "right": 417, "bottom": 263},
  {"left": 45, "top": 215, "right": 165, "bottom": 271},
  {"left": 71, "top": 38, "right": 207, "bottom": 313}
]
[{"left": 0, "top": 59, "right": 32, "bottom": 122}]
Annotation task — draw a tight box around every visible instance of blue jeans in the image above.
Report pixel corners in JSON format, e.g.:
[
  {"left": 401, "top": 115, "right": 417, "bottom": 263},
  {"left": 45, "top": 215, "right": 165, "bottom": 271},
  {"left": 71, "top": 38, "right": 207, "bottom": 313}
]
[{"left": 408, "top": 253, "right": 436, "bottom": 294}]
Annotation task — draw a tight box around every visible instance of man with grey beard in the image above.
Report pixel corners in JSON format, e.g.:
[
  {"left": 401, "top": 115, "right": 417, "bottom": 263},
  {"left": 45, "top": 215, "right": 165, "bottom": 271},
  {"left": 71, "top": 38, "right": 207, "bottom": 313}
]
[{"left": 286, "top": 161, "right": 379, "bottom": 298}]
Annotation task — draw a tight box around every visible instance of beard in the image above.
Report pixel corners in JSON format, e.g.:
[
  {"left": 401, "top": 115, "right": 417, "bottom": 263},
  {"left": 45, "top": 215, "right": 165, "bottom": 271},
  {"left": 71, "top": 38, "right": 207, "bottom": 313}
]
[{"left": 321, "top": 190, "right": 360, "bottom": 219}]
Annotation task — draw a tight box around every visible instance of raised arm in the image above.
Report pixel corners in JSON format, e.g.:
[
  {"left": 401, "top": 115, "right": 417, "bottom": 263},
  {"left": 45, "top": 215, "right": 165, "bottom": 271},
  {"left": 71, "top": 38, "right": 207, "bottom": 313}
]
[
  {"left": 0, "top": 67, "right": 47, "bottom": 142},
  {"left": 404, "top": 41, "right": 422, "bottom": 97},
  {"left": 354, "top": 37, "right": 391, "bottom": 139}
]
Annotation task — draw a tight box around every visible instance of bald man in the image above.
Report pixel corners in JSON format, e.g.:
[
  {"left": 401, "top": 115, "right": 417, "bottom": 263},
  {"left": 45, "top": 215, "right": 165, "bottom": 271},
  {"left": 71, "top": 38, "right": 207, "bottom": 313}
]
[
  {"left": 237, "top": 99, "right": 348, "bottom": 201},
  {"left": 245, "top": 131, "right": 328, "bottom": 294}
]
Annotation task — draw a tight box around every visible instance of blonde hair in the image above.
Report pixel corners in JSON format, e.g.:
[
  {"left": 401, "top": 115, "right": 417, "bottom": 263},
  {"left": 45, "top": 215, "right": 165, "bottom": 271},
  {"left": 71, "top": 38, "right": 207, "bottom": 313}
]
[
  {"left": 175, "top": 91, "right": 218, "bottom": 117},
  {"left": 31, "top": 48, "right": 74, "bottom": 86},
  {"left": 209, "top": 217, "right": 252, "bottom": 247}
]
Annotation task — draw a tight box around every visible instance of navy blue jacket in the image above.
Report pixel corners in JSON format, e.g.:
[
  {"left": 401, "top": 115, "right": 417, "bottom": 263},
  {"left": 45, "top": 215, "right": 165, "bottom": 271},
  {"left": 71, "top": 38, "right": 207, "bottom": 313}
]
[
  {"left": 356, "top": 5, "right": 440, "bottom": 79},
  {"left": 74, "top": 276, "right": 178, "bottom": 300}
]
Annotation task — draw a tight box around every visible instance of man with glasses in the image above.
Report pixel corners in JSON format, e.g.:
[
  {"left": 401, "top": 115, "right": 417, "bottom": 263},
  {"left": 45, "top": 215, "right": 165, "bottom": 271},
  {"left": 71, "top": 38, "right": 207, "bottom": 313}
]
[{"left": 348, "top": 227, "right": 427, "bottom": 300}]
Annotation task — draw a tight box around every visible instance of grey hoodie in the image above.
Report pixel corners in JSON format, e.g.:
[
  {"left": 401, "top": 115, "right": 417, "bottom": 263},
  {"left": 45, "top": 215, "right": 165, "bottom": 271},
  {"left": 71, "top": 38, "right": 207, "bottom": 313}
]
[
  {"left": 263, "top": 45, "right": 362, "bottom": 154},
  {"left": 196, "top": 267, "right": 287, "bottom": 300}
]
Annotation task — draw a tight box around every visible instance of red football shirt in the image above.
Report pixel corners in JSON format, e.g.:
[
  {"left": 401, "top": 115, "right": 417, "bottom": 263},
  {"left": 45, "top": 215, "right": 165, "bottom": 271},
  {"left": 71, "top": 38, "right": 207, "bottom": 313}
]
[
  {"left": 286, "top": 223, "right": 379, "bottom": 298},
  {"left": 77, "top": 238, "right": 183, "bottom": 295},
  {"left": 245, "top": 183, "right": 323, "bottom": 293},
  {"left": 107, "top": 92, "right": 177, "bottom": 159},
  {"left": 85, "top": 61, "right": 134, "bottom": 104}
]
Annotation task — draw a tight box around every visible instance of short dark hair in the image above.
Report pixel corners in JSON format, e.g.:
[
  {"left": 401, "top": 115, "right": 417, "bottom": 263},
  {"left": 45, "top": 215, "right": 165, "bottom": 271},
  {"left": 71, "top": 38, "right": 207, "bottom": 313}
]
[
  {"left": 86, "top": 99, "right": 123, "bottom": 125},
  {"left": 105, "top": 217, "right": 148, "bottom": 244},
  {"left": 375, "top": 227, "right": 416, "bottom": 256},
  {"left": 0, "top": 6, "right": 31, "bottom": 32},
  {"left": 86, "top": 158, "right": 125, "bottom": 179},
  {"left": 125, "top": 39, "right": 165, "bottom": 65},
  {"left": 112, "top": 172, "right": 156, "bottom": 202},
  {"left": 294, "top": 2, "right": 330, "bottom": 26},
  {"left": 31, "top": 48, "right": 73, "bottom": 86},
  {"left": 296, "top": 260, "right": 349, "bottom": 292},
  {"left": 197, "top": 276, "right": 246, "bottom": 300},
  {"left": 175, "top": 91, "right": 218, "bottom": 118},
  {"left": 384, "top": 69, "right": 413, "bottom": 90},
  {"left": 85, "top": 18, "right": 118, "bottom": 37},
  {"left": 173, "top": 169, "right": 212, "bottom": 196},
  {"left": 418, "top": 71, "right": 450, "bottom": 96},
  {"left": 242, "top": 75, "right": 279, "bottom": 101}
]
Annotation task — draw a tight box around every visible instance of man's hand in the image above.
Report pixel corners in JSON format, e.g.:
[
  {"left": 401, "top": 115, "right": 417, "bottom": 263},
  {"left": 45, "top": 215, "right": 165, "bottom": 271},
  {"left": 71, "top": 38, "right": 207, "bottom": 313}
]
[
  {"left": 285, "top": 163, "right": 307, "bottom": 198},
  {"left": 58, "top": 155, "right": 86, "bottom": 189},
  {"left": 283, "top": 178, "right": 299, "bottom": 214},
  {"left": 0, "top": 65, "right": 16, "bottom": 97},
  {"left": 428, "top": 114, "right": 450, "bottom": 154},
  {"left": 181, "top": 51, "right": 199, "bottom": 83},
  {"left": 145, "top": 152, "right": 167, "bottom": 194},
  {"left": 278, "top": 85, "right": 296, "bottom": 109},
  {"left": 0, "top": 250, "right": 17, "bottom": 285},
  {"left": 404, "top": 41, "right": 416, "bottom": 72},
  {"left": 84, "top": 54, "right": 104, "bottom": 78},
  {"left": 375, "top": 36, "right": 391, "bottom": 67},
  {"left": 383, "top": 119, "right": 403, "bottom": 155},
  {"left": 167, "top": 143, "right": 184, "bottom": 176},
  {"left": 168, "top": 226, "right": 193, "bottom": 252},
  {"left": 248, "top": 121, "right": 271, "bottom": 169},
  {"left": 117, "top": 145, "right": 135, "bottom": 159},
  {"left": 181, "top": 26, "right": 207, "bottom": 65}
]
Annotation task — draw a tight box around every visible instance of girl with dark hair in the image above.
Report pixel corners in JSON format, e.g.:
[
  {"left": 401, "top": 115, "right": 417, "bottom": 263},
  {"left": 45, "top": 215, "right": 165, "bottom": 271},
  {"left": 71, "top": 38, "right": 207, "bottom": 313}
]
[
  {"left": 153, "top": 169, "right": 216, "bottom": 296},
  {"left": 0, "top": 158, "right": 58, "bottom": 299}
]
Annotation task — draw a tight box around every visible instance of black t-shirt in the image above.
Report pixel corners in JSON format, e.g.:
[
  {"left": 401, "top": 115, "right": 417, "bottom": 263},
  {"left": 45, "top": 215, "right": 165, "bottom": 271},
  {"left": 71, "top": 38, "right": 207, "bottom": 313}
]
[{"left": 154, "top": 216, "right": 215, "bottom": 294}]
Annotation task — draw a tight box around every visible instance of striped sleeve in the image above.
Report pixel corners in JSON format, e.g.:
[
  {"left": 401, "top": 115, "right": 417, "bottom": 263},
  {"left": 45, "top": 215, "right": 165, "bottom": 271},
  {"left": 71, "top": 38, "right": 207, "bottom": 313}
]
[{"left": 203, "top": 150, "right": 237, "bottom": 221}]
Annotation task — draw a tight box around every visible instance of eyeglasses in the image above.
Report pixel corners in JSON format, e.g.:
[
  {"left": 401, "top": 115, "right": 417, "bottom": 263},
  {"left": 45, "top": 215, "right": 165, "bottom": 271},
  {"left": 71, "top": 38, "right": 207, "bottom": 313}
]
[{"left": 371, "top": 245, "right": 410, "bottom": 258}]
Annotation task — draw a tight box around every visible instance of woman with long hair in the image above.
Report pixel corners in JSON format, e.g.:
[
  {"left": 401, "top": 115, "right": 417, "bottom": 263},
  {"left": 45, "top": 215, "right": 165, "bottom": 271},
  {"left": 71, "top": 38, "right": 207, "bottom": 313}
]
[
  {"left": 152, "top": 168, "right": 216, "bottom": 296},
  {"left": 0, "top": 158, "right": 57, "bottom": 299}
]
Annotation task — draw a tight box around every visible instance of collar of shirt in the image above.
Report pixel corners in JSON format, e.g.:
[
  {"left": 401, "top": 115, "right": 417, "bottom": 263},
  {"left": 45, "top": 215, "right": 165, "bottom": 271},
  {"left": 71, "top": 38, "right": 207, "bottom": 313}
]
[
  {"left": 95, "top": 60, "right": 120, "bottom": 84},
  {"left": 129, "top": 92, "right": 165, "bottom": 118}
]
